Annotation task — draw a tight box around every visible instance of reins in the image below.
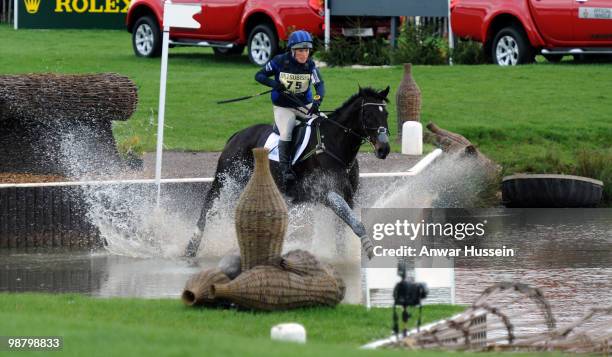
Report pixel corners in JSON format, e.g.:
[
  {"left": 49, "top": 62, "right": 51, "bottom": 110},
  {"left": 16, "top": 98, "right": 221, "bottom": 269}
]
[{"left": 280, "top": 92, "right": 387, "bottom": 170}]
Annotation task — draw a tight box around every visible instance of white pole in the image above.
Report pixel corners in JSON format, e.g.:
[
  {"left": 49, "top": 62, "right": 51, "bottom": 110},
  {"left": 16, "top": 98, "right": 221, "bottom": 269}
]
[
  {"left": 155, "top": 1, "right": 171, "bottom": 207},
  {"left": 13, "top": 0, "right": 18, "bottom": 29},
  {"left": 324, "top": 0, "right": 330, "bottom": 50},
  {"left": 448, "top": 0, "right": 454, "bottom": 65}
]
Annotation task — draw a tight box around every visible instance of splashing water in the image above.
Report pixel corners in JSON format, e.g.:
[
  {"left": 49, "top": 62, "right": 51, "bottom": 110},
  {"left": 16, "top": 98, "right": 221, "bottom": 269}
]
[
  {"left": 370, "top": 152, "right": 494, "bottom": 208},
  {"left": 58, "top": 123, "right": 485, "bottom": 261}
]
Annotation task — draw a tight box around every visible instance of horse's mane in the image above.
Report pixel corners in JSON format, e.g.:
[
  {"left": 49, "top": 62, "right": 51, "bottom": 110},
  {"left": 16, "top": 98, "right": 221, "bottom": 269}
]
[{"left": 332, "top": 87, "right": 389, "bottom": 115}]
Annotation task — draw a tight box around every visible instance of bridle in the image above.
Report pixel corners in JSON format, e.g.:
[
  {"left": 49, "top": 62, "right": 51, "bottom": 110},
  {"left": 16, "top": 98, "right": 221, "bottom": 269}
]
[
  {"left": 298, "top": 97, "right": 389, "bottom": 169},
  {"left": 320, "top": 98, "right": 388, "bottom": 145}
]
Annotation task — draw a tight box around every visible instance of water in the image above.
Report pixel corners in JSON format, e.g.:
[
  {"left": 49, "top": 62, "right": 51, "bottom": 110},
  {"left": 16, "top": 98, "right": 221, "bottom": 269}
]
[
  {"left": 1, "top": 150, "right": 609, "bottom": 331},
  {"left": 0, "top": 251, "right": 362, "bottom": 303}
]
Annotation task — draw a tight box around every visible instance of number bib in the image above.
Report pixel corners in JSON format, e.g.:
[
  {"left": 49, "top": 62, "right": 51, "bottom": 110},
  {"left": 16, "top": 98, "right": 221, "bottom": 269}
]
[{"left": 279, "top": 72, "right": 311, "bottom": 94}]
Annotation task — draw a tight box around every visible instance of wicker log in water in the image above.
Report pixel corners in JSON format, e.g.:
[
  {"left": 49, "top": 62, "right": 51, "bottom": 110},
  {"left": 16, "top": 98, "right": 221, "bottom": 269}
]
[
  {"left": 235, "top": 148, "right": 288, "bottom": 271},
  {"left": 0, "top": 73, "right": 137, "bottom": 123},
  {"left": 427, "top": 122, "right": 500, "bottom": 175},
  {"left": 211, "top": 265, "right": 342, "bottom": 311},
  {"left": 182, "top": 268, "right": 231, "bottom": 307},
  {"left": 0, "top": 73, "right": 139, "bottom": 176}
]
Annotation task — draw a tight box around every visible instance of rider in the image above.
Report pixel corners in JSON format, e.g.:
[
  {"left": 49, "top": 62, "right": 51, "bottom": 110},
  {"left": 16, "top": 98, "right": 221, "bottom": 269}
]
[{"left": 255, "top": 30, "right": 325, "bottom": 186}]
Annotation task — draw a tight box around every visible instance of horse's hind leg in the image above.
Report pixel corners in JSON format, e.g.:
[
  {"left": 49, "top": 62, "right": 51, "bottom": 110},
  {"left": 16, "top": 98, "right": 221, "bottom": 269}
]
[
  {"left": 184, "top": 178, "right": 223, "bottom": 257},
  {"left": 324, "top": 191, "right": 374, "bottom": 260}
]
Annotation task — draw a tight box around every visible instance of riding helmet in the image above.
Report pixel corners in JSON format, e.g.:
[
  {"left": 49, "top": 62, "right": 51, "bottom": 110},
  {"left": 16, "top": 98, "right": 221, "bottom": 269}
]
[{"left": 288, "top": 30, "right": 313, "bottom": 49}]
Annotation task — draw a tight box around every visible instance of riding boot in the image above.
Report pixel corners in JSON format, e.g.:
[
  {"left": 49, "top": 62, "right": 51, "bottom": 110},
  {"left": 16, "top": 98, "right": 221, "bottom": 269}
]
[{"left": 278, "top": 140, "right": 296, "bottom": 186}]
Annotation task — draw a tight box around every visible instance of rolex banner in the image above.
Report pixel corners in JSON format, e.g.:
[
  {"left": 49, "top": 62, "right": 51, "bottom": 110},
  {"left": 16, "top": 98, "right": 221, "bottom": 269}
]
[{"left": 17, "top": 0, "right": 130, "bottom": 29}]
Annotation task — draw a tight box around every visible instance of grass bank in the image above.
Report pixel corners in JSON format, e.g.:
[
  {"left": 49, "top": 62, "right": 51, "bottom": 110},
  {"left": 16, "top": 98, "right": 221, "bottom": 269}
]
[
  {"left": 0, "top": 293, "right": 473, "bottom": 356},
  {"left": 0, "top": 293, "right": 567, "bottom": 356},
  {"left": 0, "top": 25, "right": 610, "bottom": 182}
]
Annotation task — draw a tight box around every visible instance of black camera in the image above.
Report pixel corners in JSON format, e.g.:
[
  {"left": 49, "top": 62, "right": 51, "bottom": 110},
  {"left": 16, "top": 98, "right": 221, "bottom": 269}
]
[
  {"left": 392, "top": 260, "right": 428, "bottom": 338},
  {"left": 393, "top": 261, "right": 428, "bottom": 307}
]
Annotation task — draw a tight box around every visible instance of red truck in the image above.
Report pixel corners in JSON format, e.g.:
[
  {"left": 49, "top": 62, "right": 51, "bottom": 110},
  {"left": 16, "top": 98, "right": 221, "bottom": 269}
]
[
  {"left": 451, "top": 0, "right": 612, "bottom": 65},
  {"left": 126, "top": 0, "right": 325, "bottom": 66}
]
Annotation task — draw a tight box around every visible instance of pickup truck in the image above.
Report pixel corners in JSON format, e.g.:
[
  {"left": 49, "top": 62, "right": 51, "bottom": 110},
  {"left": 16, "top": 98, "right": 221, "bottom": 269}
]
[
  {"left": 127, "top": 0, "right": 394, "bottom": 66},
  {"left": 451, "top": 0, "right": 612, "bottom": 65},
  {"left": 126, "top": 0, "right": 325, "bottom": 66}
]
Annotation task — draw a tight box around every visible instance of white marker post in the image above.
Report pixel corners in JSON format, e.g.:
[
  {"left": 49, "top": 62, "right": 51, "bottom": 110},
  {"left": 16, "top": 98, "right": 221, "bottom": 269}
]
[
  {"left": 13, "top": 0, "right": 18, "bottom": 29},
  {"left": 155, "top": 1, "right": 201, "bottom": 206},
  {"left": 324, "top": 0, "right": 330, "bottom": 50},
  {"left": 448, "top": 0, "right": 455, "bottom": 65}
]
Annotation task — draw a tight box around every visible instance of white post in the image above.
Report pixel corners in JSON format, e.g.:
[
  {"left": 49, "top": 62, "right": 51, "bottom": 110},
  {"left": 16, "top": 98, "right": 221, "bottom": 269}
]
[
  {"left": 401, "top": 121, "right": 423, "bottom": 156},
  {"left": 155, "top": 1, "right": 171, "bottom": 206},
  {"left": 13, "top": 0, "right": 18, "bottom": 29},
  {"left": 324, "top": 0, "right": 330, "bottom": 50},
  {"left": 154, "top": 1, "right": 201, "bottom": 206},
  {"left": 448, "top": 0, "right": 454, "bottom": 65}
]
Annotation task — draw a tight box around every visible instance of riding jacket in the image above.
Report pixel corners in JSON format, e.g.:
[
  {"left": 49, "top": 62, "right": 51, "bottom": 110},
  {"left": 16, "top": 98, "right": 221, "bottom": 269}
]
[{"left": 255, "top": 52, "right": 325, "bottom": 108}]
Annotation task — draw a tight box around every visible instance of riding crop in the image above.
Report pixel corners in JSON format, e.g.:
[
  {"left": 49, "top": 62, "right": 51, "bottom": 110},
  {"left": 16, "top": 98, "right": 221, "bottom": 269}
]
[{"left": 217, "top": 89, "right": 273, "bottom": 104}]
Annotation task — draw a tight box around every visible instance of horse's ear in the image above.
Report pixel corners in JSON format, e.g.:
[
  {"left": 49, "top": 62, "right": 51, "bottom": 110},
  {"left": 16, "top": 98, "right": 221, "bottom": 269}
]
[
  {"left": 379, "top": 86, "right": 390, "bottom": 98},
  {"left": 358, "top": 83, "right": 364, "bottom": 94}
]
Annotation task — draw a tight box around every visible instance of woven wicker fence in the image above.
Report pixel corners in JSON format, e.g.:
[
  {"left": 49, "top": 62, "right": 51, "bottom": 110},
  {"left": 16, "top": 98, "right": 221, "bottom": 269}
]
[{"left": 0, "top": 73, "right": 138, "bottom": 176}]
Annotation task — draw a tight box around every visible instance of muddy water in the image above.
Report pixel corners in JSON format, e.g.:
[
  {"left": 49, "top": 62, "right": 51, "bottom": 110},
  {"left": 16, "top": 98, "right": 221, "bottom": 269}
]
[
  {"left": 0, "top": 250, "right": 362, "bottom": 303},
  {"left": 1, "top": 153, "right": 609, "bottom": 332}
]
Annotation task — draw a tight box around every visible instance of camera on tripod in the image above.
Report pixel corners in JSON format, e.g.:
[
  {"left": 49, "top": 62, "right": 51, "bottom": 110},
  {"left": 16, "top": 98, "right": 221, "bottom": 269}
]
[
  {"left": 392, "top": 260, "right": 428, "bottom": 338},
  {"left": 393, "top": 260, "right": 428, "bottom": 307}
]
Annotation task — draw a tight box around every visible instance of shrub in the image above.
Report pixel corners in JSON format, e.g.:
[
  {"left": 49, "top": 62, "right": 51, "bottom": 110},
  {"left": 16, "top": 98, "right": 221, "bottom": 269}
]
[
  {"left": 391, "top": 23, "right": 448, "bottom": 65},
  {"left": 575, "top": 149, "right": 612, "bottom": 205},
  {"left": 451, "top": 38, "right": 488, "bottom": 65},
  {"left": 317, "top": 36, "right": 390, "bottom": 66}
]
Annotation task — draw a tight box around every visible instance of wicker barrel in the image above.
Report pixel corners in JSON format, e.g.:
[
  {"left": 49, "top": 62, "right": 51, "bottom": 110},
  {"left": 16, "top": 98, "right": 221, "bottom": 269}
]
[
  {"left": 234, "top": 148, "right": 288, "bottom": 271},
  {"left": 211, "top": 265, "right": 342, "bottom": 311},
  {"left": 182, "top": 268, "right": 231, "bottom": 307},
  {"left": 279, "top": 249, "right": 324, "bottom": 276},
  {"left": 396, "top": 63, "right": 421, "bottom": 139}
]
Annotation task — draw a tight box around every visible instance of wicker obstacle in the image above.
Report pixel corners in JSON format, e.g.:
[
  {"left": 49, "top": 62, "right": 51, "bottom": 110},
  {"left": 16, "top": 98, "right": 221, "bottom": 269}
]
[
  {"left": 182, "top": 250, "right": 345, "bottom": 311},
  {"left": 183, "top": 148, "right": 344, "bottom": 311},
  {"left": 182, "top": 268, "right": 231, "bottom": 307},
  {"left": 0, "top": 73, "right": 138, "bottom": 176},
  {"left": 368, "top": 282, "right": 612, "bottom": 354},
  {"left": 234, "top": 148, "right": 288, "bottom": 271},
  {"left": 0, "top": 73, "right": 137, "bottom": 123}
]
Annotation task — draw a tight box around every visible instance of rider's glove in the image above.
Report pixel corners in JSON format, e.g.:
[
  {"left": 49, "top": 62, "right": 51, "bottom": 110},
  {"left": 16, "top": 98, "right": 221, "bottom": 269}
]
[
  {"left": 308, "top": 95, "right": 322, "bottom": 116},
  {"left": 273, "top": 81, "right": 286, "bottom": 92}
]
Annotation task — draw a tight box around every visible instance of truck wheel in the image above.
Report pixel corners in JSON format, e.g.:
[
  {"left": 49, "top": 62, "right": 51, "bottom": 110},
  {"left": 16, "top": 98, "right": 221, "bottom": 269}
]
[
  {"left": 247, "top": 24, "right": 278, "bottom": 66},
  {"left": 492, "top": 26, "right": 534, "bottom": 66},
  {"left": 213, "top": 45, "right": 245, "bottom": 56},
  {"left": 132, "top": 16, "right": 161, "bottom": 58}
]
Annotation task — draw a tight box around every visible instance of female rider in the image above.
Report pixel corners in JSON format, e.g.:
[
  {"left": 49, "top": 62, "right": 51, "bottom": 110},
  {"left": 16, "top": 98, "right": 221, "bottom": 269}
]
[{"left": 255, "top": 30, "right": 325, "bottom": 186}]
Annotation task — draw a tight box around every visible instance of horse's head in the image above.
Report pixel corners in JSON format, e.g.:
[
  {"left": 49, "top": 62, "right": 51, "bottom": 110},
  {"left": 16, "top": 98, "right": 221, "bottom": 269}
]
[{"left": 356, "top": 86, "right": 391, "bottom": 159}]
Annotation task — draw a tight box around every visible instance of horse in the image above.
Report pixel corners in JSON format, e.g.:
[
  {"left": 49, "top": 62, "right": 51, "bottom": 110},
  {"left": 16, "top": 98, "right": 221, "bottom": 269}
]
[{"left": 185, "top": 86, "right": 391, "bottom": 259}]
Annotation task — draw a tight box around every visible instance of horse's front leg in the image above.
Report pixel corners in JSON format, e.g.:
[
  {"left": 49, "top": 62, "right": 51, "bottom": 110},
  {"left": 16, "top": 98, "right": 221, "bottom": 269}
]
[
  {"left": 184, "top": 177, "right": 222, "bottom": 257},
  {"left": 324, "top": 191, "right": 374, "bottom": 260}
]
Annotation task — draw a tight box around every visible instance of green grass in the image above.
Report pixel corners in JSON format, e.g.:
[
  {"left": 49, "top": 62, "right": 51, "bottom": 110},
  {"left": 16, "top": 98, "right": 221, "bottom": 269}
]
[
  {"left": 0, "top": 293, "right": 567, "bottom": 356},
  {"left": 0, "top": 293, "right": 473, "bottom": 356},
  {"left": 1, "top": 25, "right": 611, "bottom": 176}
]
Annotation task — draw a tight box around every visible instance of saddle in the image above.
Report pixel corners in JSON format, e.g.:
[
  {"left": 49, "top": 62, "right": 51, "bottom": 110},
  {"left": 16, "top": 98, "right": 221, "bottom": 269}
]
[{"left": 265, "top": 118, "right": 316, "bottom": 165}]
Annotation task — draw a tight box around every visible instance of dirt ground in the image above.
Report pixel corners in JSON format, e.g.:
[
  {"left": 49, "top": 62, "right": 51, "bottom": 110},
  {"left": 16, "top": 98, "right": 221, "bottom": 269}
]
[{"left": 141, "top": 151, "right": 423, "bottom": 179}]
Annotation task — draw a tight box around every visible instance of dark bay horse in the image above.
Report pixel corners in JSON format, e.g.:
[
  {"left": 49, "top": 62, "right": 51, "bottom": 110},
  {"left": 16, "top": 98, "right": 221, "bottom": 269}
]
[{"left": 185, "top": 86, "right": 391, "bottom": 258}]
